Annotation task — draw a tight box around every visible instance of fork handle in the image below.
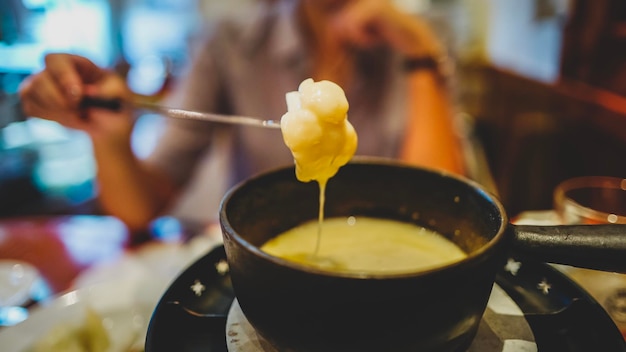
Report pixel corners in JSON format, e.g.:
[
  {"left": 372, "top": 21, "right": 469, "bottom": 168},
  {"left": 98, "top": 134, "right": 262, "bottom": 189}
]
[{"left": 79, "top": 96, "right": 124, "bottom": 111}]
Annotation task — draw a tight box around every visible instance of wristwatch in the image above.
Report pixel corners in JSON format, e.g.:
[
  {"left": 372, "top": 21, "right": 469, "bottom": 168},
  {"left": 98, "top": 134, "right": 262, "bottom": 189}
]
[{"left": 402, "top": 55, "right": 454, "bottom": 83}]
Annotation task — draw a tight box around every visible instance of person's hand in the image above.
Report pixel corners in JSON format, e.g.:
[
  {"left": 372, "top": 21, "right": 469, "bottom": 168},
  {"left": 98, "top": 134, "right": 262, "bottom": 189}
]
[
  {"left": 330, "top": 0, "right": 445, "bottom": 58},
  {"left": 19, "top": 53, "right": 134, "bottom": 144}
]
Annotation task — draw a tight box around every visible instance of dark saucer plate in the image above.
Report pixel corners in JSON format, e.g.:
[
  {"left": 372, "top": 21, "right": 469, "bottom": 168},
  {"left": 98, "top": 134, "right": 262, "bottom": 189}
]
[{"left": 145, "top": 246, "right": 626, "bottom": 352}]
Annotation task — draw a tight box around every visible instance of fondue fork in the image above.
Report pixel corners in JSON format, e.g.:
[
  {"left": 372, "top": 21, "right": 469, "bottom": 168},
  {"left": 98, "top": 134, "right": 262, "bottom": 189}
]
[{"left": 80, "top": 96, "right": 282, "bottom": 129}]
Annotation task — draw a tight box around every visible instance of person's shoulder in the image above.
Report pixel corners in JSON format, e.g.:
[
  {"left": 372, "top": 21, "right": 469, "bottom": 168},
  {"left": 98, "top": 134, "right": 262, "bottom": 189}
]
[
  {"left": 187, "top": 9, "right": 260, "bottom": 60},
  {"left": 193, "top": 1, "right": 293, "bottom": 60},
  {"left": 209, "top": 2, "right": 275, "bottom": 44}
]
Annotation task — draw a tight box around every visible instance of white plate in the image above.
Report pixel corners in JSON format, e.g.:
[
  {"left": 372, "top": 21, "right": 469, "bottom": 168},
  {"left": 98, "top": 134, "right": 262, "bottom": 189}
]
[{"left": 0, "top": 279, "right": 155, "bottom": 352}]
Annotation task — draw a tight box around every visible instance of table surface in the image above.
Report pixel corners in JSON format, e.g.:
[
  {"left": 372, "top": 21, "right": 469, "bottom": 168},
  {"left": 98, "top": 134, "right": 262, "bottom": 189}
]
[
  {"left": 0, "top": 214, "right": 215, "bottom": 297},
  {"left": 2, "top": 212, "right": 626, "bottom": 351},
  {"left": 0, "top": 215, "right": 132, "bottom": 294}
]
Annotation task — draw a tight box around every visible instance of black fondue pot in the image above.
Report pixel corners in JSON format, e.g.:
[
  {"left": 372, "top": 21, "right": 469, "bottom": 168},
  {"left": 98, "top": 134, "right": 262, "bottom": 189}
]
[{"left": 219, "top": 158, "right": 626, "bottom": 352}]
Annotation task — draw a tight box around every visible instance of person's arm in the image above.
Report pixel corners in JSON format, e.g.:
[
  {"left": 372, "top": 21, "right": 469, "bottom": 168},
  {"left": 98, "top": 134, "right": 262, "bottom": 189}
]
[
  {"left": 90, "top": 135, "right": 177, "bottom": 232},
  {"left": 399, "top": 69, "right": 465, "bottom": 175},
  {"left": 331, "top": 0, "right": 466, "bottom": 175},
  {"left": 19, "top": 53, "right": 178, "bottom": 232}
]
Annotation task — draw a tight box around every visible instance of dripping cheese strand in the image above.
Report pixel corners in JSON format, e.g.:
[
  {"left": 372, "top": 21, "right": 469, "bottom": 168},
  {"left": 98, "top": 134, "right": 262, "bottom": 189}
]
[{"left": 280, "top": 78, "right": 358, "bottom": 256}]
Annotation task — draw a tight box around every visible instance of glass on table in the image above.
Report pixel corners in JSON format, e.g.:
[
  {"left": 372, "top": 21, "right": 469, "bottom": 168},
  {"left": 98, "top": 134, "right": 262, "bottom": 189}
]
[
  {"left": 553, "top": 176, "right": 626, "bottom": 337},
  {"left": 554, "top": 176, "right": 626, "bottom": 225},
  {"left": 0, "top": 260, "right": 40, "bottom": 326}
]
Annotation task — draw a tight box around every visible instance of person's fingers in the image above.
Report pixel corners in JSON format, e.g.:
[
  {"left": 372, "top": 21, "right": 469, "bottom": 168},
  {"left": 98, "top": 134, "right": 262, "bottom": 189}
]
[
  {"left": 20, "top": 70, "right": 103, "bottom": 130},
  {"left": 20, "top": 91, "right": 83, "bottom": 129},
  {"left": 82, "top": 73, "right": 131, "bottom": 121},
  {"left": 43, "top": 54, "right": 83, "bottom": 104},
  {"left": 69, "top": 55, "right": 107, "bottom": 83},
  {"left": 332, "top": 0, "right": 386, "bottom": 49},
  {"left": 44, "top": 53, "right": 104, "bottom": 105},
  {"left": 332, "top": 0, "right": 444, "bottom": 57},
  {"left": 19, "top": 72, "right": 73, "bottom": 121},
  {"left": 20, "top": 55, "right": 133, "bottom": 139},
  {"left": 91, "top": 72, "right": 129, "bottom": 99},
  {"left": 79, "top": 75, "right": 135, "bottom": 139}
]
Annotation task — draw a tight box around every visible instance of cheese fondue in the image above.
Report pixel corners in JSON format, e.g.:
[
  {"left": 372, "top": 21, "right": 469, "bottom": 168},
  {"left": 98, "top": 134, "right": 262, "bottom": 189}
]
[
  {"left": 280, "top": 78, "right": 357, "bottom": 185},
  {"left": 280, "top": 78, "right": 358, "bottom": 253},
  {"left": 276, "top": 79, "right": 465, "bottom": 273},
  {"left": 261, "top": 217, "right": 467, "bottom": 274}
]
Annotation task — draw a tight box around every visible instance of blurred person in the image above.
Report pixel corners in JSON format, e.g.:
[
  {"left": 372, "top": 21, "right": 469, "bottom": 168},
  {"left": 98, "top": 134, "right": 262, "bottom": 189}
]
[{"left": 18, "top": 0, "right": 466, "bottom": 232}]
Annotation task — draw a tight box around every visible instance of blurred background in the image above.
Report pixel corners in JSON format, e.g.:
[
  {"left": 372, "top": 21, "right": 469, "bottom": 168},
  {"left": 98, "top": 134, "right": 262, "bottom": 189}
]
[{"left": 0, "top": 0, "right": 625, "bottom": 219}]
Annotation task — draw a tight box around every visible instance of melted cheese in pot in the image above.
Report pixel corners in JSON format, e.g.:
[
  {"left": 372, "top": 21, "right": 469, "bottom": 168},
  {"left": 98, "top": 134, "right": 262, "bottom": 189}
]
[{"left": 261, "top": 217, "right": 467, "bottom": 274}]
